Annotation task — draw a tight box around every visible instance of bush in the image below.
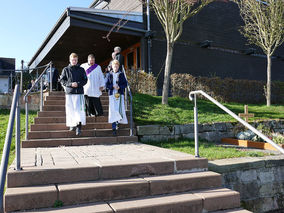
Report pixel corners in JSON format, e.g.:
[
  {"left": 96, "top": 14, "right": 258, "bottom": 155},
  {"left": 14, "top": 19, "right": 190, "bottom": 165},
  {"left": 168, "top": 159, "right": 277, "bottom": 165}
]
[
  {"left": 170, "top": 73, "right": 284, "bottom": 104},
  {"left": 126, "top": 69, "right": 157, "bottom": 95}
]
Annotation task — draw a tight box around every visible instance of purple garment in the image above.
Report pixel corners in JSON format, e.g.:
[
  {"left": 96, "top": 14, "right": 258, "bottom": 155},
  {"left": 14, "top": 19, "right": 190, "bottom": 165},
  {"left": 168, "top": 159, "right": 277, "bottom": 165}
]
[{"left": 85, "top": 64, "right": 98, "bottom": 75}]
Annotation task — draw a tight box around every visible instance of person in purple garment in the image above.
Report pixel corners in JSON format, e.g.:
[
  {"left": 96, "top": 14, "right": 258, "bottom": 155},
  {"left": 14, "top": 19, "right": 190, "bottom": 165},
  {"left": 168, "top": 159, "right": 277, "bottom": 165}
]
[{"left": 81, "top": 54, "right": 105, "bottom": 117}]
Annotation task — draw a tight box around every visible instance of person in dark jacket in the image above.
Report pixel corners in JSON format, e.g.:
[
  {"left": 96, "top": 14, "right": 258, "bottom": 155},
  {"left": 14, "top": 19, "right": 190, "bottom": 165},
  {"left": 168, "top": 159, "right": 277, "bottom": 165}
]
[
  {"left": 105, "top": 59, "right": 128, "bottom": 136},
  {"left": 114, "top": 46, "right": 124, "bottom": 71},
  {"left": 59, "top": 53, "right": 87, "bottom": 136}
]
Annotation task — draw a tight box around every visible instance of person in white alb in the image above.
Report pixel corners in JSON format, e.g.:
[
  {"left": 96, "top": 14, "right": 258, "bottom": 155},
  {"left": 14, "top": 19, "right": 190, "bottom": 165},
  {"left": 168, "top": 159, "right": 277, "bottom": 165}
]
[
  {"left": 105, "top": 59, "right": 128, "bottom": 136},
  {"left": 81, "top": 54, "right": 105, "bottom": 117},
  {"left": 59, "top": 53, "right": 87, "bottom": 136}
]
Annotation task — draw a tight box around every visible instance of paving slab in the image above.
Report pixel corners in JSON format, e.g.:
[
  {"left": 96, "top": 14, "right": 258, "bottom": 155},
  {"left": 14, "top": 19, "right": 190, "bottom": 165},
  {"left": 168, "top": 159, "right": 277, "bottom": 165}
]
[{"left": 9, "top": 143, "right": 205, "bottom": 187}]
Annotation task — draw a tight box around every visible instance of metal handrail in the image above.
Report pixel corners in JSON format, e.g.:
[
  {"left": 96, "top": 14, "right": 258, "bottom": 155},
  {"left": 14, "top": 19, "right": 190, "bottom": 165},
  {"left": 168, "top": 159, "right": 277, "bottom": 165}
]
[
  {"left": 24, "top": 62, "right": 52, "bottom": 140},
  {"left": 0, "top": 84, "right": 21, "bottom": 212},
  {"left": 189, "top": 90, "right": 284, "bottom": 157},
  {"left": 122, "top": 67, "right": 134, "bottom": 136}
]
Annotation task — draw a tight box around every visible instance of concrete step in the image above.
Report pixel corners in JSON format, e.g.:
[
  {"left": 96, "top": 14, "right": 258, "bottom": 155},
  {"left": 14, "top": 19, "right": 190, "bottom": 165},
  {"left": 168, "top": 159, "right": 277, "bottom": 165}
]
[
  {"left": 48, "top": 91, "right": 108, "bottom": 96},
  {"left": 27, "top": 129, "right": 133, "bottom": 139},
  {"left": 34, "top": 116, "right": 108, "bottom": 124},
  {"left": 210, "top": 208, "right": 252, "bottom": 213},
  {"left": 13, "top": 202, "right": 114, "bottom": 213},
  {"left": 44, "top": 99, "right": 110, "bottom": 105},
  {"left": 56, "top": 172, "right": 222, "bottom": 207},
  {"left": 7, "top": 156, "right": 208, "bottom": 187},
  {"left": 12, "top": 201, "right": 249, "bottom": 213},
  {"left": 30, "top": 123, "right": 130, "bottom": 131},
  {"left": 5, "top": 172, "right": 224, "bottom": 212},
  {"left": 37, "top": 110, "right": 130, "bottom": 118},
  {"left": 46, "top": 95, "right": 109, "bottom": 101},
  {"left": 108, "top": 188, "right": 240, "bottom": 213},
  {"left": 42, "top": 105, "right": 110, "bottom": 111},
  {"left": 22, "top": 136, "right": 138, "bottom": 148}
]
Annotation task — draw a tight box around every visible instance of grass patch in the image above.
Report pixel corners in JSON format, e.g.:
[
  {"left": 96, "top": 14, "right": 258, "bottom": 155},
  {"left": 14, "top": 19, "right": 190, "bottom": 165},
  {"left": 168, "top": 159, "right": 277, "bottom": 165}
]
[
  {"left": 0, "top": 109, "right": 37, "bottom": 164},
  {"left": 143, "top": 138, "right": 269, "bottom": 160},
  {"left": 133, "top": 93, "right": 284, "bottom": 125}
]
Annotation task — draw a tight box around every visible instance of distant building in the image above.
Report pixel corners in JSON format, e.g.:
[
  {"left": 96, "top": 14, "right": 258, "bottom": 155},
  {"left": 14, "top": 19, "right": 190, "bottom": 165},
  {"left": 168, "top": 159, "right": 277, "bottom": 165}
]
[
  {"left": 0, "top": 57, "right": 15, "bottom": 93},
  {"left": 28, "top": 0, "right": 284, "bottom": 94}
]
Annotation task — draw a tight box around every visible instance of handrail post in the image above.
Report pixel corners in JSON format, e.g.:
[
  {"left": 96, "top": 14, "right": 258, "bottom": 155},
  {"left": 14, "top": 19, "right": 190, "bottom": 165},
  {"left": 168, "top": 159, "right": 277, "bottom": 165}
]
[
  {"left": 15, "top": 86, "right": 21, "bottom": 170},
  {"left": 49, "top": 62, "right": 52, "bottom": 92},
  {"left": 0, "top": 85, "right": 19, "bottom": 212},
  {"left": 25, "top": 97, "right": 28, "bottom": 140},
  {"left": 129, "top": 89, "right": 133, "bottom": 136},
  {"left": 125, "top": 88, "right": 128, "bottom": 111},
  {"left": 40, "top": 77, "right": 43, "bottom": 111},
  {"left": 194, "top": 94, "right": 199, "bottom": 157}
]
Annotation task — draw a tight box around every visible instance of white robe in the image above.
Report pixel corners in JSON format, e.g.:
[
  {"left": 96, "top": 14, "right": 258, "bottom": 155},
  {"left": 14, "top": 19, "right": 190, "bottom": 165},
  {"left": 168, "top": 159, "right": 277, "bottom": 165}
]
[
  {"left": 65, "top": 94, "right": 86, "bottom": 127},
  {"left": 81, "top": 63, "right": 105, "bottom": 98},
  {"left": 108, "top": 72, "right": 128, "bottom": 124}
]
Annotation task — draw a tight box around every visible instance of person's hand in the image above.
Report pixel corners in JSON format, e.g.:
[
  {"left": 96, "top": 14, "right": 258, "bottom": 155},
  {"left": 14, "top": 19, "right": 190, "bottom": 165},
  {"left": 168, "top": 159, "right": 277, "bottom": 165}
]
[
  {"left": 71, "top": 82, "right": 78, "bottom": 88},
  {"left": 99, "top": 86, "right": 104, "bottom": 91}
]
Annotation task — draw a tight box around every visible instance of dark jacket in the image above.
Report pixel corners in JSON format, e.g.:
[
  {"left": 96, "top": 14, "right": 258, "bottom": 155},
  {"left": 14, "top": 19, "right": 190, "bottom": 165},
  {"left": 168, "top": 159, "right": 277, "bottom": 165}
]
[
  {"left": 106, "top": 71, "right": 127, "bottom": 96},
  {"left": 59, "top": 64, "right": 87, "bottom": 94},
  {"left": 115, "top": 53, "right": 124, "bottom": 70}
]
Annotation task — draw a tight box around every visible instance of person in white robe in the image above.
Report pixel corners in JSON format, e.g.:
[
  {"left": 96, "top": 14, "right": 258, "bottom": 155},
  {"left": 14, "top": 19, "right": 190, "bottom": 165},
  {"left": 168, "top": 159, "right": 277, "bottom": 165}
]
[
  {"left": 59, "top": 53, "right": 87, "bottom": 136},
  {"left": 81, "top": 54, "right": 105, "bottom": 116},
  {"left": 105, "top": 59, "right": 128, "bottom": 136}
]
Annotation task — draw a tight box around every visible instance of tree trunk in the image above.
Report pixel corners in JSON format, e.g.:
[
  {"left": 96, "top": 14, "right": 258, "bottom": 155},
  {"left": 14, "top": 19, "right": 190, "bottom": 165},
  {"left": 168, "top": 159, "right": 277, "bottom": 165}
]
[
  {"left": 266, "top": 54, "right": 271, "bottom": 106},
  {"left": 162, "top": 41, "right": 174, "bottom": 105}
]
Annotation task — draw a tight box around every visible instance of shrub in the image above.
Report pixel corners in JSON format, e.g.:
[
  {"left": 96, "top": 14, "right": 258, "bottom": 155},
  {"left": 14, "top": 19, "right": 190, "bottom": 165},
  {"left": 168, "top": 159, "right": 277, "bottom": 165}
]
[
  {"left": 126, "top": 69, "right": 157, "bottom": 95},
  {"left": 170, "top": 73, "right": 284, "bottom": 104}
]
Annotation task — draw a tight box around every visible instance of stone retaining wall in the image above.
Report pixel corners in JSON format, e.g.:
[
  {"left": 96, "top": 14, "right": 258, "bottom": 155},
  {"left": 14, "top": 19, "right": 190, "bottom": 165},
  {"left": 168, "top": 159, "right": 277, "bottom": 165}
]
[
  {"left": 209, "top": 155, "right": 284, "bottom": 213},
  {"left": 0, "top": 92, "right": 49, "bottom": 111},
  {"left": 137, "top": 120, "right": 284, "bottom": 142}
]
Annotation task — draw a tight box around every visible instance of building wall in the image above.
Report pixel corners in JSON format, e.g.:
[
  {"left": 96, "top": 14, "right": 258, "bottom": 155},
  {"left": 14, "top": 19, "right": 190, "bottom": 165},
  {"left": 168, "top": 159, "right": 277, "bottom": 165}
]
[
  {"left": 0, "top": 78, "right": 9, "bottom": 93},
  {"left": 149, "top": 1, "right": 284, "bottom": 90}
]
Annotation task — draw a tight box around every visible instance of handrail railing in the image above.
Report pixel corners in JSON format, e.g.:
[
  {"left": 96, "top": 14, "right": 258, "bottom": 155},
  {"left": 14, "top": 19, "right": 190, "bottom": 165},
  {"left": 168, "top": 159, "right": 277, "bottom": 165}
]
[
  {"left": 0, "top": 84, "right": 21, "bottom": 212},
  {"left": 122, "top": 67, "right": 134, "bottom": 136},
  {"left": 24, "top": 62, "right": 52, "bottom": 140},
  {"left": 189, "top": 90, "right": 284, "bottom": 157}
]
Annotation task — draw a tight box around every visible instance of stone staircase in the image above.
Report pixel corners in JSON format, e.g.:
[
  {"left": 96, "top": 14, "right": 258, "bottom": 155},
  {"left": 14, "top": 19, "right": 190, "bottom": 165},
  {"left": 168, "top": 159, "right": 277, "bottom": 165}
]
[
  {"left": 22, "top": 91, "right": 136, "bottom": 147},
  {"left": 3, "top": 91, "right": 251, "bottom": 212}
]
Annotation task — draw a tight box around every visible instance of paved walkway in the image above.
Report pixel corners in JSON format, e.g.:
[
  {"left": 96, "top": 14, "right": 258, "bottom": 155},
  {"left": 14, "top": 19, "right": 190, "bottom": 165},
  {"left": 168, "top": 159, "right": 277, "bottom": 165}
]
[{"left": 19, "top": 142, "right": 196, "bottom": 169}]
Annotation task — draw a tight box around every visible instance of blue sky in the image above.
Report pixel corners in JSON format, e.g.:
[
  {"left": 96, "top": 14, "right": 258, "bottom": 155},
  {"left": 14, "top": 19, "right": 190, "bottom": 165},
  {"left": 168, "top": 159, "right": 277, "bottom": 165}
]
[{"left": 0, "top": 0, "right": 93, "bottom": 69}]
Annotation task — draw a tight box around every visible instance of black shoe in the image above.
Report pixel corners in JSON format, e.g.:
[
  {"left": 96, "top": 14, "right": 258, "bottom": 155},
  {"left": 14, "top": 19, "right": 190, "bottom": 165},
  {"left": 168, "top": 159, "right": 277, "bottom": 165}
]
[
  {"left": 76, "top": 126, "right": 81, "bottom": 136},
  {"left": 69, "top": 127, "right": 76, "bottom": 131},
  {"left": 112, "top": 129, "right": 117, "bottom": 136}
]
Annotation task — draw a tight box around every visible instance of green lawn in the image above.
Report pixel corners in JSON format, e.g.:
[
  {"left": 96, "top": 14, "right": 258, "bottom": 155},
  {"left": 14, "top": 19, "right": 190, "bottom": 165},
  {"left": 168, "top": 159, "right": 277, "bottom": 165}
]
[
  {"left": 0, "top": 109, "right": 37, "bottom": 165},
  {"left": 143, "top": 139, "right": 270, "bottom": 160},
  {"left": 133, "top": 93, "right": 284, "bottom": 125}
]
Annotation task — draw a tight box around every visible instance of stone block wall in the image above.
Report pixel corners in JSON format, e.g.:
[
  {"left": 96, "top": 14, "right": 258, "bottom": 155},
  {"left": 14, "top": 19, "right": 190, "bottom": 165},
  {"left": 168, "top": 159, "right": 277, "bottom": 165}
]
[
  {"left": 137, "top": 120, "right": 284, "bottom": 142},
  {"left": 0, "top": 92, "right": 49, "bottom": 111},
  {"left": 209, "top": 156, "right": 284, "bottom": 212}
]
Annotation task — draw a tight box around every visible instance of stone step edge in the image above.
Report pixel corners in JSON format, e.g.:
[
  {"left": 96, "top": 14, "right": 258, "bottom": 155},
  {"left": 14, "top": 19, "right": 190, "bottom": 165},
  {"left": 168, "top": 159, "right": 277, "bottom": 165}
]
[
  {"left": 28, "top": 128, "right": 132, "bottom": 133},
  {"left": 7, "top": 157, "right": 208, "bottom": 187},
  {"left": 5, "top": 187, "right": 240, "bottom": 213},
  {"left": 5, "top": 171, "right": 222, "bottom": 210},
  {"left": 22, "top": 136, "right": 138, "bottom": 148}
]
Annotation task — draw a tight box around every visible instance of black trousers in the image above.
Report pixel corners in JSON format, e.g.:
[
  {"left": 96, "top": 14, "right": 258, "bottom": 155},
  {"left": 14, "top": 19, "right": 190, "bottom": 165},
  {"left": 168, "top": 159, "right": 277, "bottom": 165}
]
[{"left": 85, "top": 95, "right": 103, "bottom": 116}]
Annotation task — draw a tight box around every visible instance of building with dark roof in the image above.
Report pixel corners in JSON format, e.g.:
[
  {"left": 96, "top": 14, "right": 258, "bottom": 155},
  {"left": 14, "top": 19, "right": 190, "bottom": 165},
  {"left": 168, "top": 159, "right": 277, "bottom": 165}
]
[{"left": 28, "top": 0, "right": 284, "bottom": 93}]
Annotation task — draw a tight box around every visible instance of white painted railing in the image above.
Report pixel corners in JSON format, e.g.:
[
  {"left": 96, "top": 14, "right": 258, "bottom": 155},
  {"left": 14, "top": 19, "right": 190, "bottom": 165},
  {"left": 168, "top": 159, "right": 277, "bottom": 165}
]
[{"left": 189, "top": 90, "right": 284, "bottom": 157}]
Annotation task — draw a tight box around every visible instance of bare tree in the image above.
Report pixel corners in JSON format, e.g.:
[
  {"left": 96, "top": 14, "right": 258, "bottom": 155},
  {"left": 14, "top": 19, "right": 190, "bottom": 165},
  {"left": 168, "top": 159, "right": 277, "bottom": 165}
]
[
  {"left": 235, "top": 0, "right": 284, "bottom": 106},
  {"left": 150, "top": 0, "right": 211, "bottom": 104}
]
